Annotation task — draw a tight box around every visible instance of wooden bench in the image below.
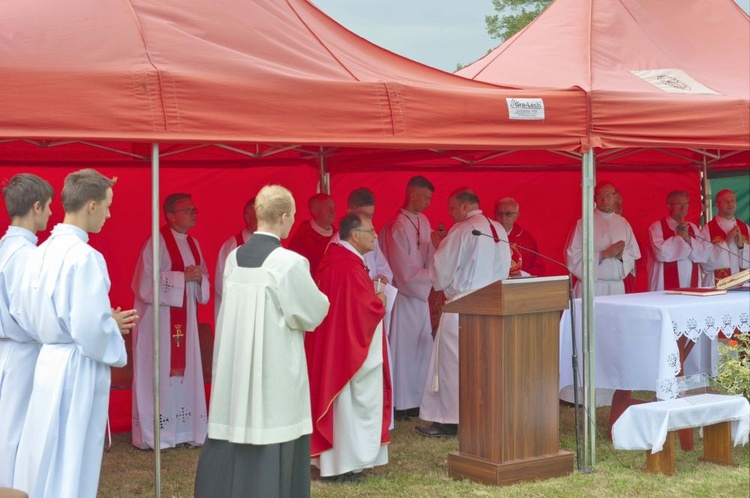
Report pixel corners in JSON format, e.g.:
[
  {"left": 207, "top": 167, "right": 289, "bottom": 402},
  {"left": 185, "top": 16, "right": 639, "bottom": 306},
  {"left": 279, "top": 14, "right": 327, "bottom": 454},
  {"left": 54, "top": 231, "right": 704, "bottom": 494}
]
[{"left": 611, "top": 394, "right": 750, "bottom": 475}]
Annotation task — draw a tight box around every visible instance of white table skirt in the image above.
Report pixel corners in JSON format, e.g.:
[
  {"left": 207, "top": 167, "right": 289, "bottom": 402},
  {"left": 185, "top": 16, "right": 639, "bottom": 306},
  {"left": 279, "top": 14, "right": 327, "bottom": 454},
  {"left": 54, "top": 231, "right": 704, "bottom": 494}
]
[
  {"left": 612, "top": 394, "right": 750, "bottom": 453},
  {"left": 559, "top": 291, "right": 750, "bottom": 400}
]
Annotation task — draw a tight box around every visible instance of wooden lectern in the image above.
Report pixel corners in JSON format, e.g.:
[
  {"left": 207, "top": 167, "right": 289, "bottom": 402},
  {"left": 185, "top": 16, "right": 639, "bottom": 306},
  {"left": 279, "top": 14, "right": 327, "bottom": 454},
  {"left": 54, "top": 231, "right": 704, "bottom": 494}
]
[{"left": 445, "top": 276, "right": 573, "bottom": 486}]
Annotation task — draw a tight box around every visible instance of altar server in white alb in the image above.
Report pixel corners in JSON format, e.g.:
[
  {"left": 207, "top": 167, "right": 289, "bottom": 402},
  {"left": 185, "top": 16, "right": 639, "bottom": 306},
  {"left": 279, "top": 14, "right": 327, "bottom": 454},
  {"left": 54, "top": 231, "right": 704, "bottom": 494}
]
[
  {"left": 11, "top": 169, "right": 135, "bottom": 498},
  {"left": 379, "top": 176, "right": 436, "bottom": 419},
  {"left": 131, "top": 193, "right": 210, "bottom": 449},
  {"left": 566, "top": 181, "right": 641, "bottom": 297},
  {"left": 647, "top": 190, "right": 712, "bottom": 291},
  {"left": 700, "top": 189, "right": 749, "bottom": 286},
  {"left": 195, "top": 185, "right": 329, "bottom": 497},
  {"left": 0, "top": 174, "right": 53, "bottom": 488},
  {"left": 214, "top": 197, "right": 257, "bottom": 320},
  {"left": 416, "top": 188, "right": 510, "bottom": 437}
]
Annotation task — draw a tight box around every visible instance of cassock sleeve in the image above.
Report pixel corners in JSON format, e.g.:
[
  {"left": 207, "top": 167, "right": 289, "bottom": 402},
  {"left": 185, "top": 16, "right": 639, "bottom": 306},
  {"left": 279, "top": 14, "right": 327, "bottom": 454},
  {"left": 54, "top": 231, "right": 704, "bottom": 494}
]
[
  {"left": 686, "top": 222, "right": 713, "bottom": 264},
  {"left": 214, "top": 237, "right": 235, "bottom": 307},
  {"left": 193, "top": 239, "right": 210, "bottom": 305},
  {"left": 372, "top": 243, "right": 394, "bottom": 283},
  {"left": 649, "top": 220, "right": 692, "bottom": 263},
  {"left": 131, "top": 236, "right": 184, "bottom": 307},
  {"left": 430, "top": 227, "right": 463, "bottom": 292},
  {"left": 565, "top": 221, "right": 589, "bottom": 281},
  {"left": 381, "top": 222, "right": 432, "bottom": 301},
  {"left": 69, "top": 252, "right": 127, "bottom": 367},
  {"left": 523, "top": 231, "right": 546, "bottom": 277},
  {"left": 278, "top": 254, "right": 330, "bottom": 332}
]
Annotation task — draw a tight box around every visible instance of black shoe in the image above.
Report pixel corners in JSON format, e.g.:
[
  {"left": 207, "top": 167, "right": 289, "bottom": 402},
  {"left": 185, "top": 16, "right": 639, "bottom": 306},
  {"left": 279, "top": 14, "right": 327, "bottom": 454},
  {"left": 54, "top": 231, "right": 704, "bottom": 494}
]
[
  {"left": 394, "top": 409, "right": 412, "bottom": 421},
  {"left": 414, "top": 422, "right": 458, "bottom": 437},
  {"left": 320, "top": 471, "right": 363, "bottom": 483}
]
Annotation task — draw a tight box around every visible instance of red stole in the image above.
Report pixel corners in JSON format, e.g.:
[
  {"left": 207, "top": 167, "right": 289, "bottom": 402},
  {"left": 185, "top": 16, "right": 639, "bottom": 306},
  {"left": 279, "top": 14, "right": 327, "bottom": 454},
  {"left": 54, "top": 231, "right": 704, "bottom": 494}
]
[
  {"left": 160, "top": 225, "right": 201, "bottom": 377},
  {"left": 660, "top": 218, "right": 698, "bottom": 289},
  {"left": 707, "top": 218, "right": 749, "bottom": 283}
]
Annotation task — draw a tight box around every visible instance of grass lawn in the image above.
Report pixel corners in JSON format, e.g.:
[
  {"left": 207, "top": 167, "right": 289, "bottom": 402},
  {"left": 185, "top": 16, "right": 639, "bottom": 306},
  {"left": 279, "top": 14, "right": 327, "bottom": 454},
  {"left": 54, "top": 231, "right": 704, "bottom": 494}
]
[{"left": 100, "top": 404, "right": 749, "bottom": 497}]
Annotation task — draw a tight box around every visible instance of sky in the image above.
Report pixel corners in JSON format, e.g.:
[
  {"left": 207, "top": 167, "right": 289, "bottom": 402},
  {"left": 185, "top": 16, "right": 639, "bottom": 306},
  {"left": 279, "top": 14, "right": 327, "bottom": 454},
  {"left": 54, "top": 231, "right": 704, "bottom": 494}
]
[{"left": 313, "top": 0, "right": 750, "bottom": 72}]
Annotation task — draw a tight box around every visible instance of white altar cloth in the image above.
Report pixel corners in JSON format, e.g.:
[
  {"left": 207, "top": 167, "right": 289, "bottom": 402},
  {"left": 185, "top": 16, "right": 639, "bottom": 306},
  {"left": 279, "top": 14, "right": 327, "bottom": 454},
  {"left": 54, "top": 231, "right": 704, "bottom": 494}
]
[
  {"left": 559, "top": 291, "right": 750, "bottom": 400},
  {"left": 612, "top": 394, "right": 750, "bottom": 453}
]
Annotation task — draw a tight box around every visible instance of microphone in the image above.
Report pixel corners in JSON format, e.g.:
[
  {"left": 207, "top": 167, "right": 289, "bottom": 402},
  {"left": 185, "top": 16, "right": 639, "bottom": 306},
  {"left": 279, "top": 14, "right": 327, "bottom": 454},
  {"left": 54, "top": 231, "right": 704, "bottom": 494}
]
[{"left": 471, "top": 229, "right": 572, "bottom": 274}]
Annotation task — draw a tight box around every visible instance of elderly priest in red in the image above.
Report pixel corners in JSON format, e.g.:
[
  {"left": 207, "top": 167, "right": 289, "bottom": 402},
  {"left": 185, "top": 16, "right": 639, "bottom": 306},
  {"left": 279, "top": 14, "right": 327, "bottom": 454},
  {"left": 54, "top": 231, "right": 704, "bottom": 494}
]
[{"left": 306, "top": 213, "right": 392, "bottom": 483}]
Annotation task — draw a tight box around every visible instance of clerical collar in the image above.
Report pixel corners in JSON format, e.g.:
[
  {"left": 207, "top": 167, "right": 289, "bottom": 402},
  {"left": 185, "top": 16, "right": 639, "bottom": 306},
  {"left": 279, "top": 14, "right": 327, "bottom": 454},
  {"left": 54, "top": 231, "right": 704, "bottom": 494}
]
[
  {"left": 466, "top": 209, "right": 483, "bottom": 219},
  {"left": 716, "top": 216, "right": 737, "bottom": 229},
  {"left": 254, "top": 230, "right": 280, "bottom": 241},
  {"left": 170, "top": 226, "right": 189, "bottom": 239},
  {"left": 54, "top": 223, "right": 89, "bottom": 243},
  {"left": 3, "top": 225, "right": 38, "bottom": 245},
  {"left": 340, "top": 240, "right": 365, "bottom": 262},
  {"left": 596, "top": 209, "right": 616, "bottom": 219},
  {"left": 310, "top": 219, "right": 333, "bottom": 237}
]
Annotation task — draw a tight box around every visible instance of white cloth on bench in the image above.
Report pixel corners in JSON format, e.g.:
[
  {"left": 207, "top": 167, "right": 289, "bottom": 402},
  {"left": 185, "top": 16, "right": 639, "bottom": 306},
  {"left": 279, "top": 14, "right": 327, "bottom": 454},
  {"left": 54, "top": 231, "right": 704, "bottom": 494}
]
[{"left": 612, "top": 394, "right": 750, "bottom": 453}]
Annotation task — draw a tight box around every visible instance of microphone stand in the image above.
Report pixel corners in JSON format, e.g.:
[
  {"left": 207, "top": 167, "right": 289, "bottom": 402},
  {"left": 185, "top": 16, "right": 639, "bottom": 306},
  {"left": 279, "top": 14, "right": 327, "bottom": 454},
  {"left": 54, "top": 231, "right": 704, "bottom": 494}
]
[{"left": 472, "top": 229, "right": 581, "bottom": 470}]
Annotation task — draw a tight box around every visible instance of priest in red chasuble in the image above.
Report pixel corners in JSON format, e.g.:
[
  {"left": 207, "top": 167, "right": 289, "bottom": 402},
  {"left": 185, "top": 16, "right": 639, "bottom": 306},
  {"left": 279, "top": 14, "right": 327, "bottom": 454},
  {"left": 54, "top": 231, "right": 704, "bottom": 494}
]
[
  {"left": 699, "top": 189, "right": 749, "bottom": 286},
  {"left": 131, "top": 193, "right": 209, "bottom": 450},
  {"left": 288, "top": 193, "right": 336, "bottom": 276},
  {"left": 306, "top": 213, "right": 392, "bottom": 483},
  {"left": 647, "top": 190, "right": 712, "bottom": 291},
  {"left": 494, "top": 197, "right": 545, "bottom": 277}
]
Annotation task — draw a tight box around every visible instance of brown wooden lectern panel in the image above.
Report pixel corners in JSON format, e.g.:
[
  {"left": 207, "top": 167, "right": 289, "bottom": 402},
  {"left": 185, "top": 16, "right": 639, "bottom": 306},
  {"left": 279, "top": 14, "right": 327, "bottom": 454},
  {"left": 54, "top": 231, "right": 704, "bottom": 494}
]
[{"left": 443, "top": 276, "right": 573, "bottom": 486}]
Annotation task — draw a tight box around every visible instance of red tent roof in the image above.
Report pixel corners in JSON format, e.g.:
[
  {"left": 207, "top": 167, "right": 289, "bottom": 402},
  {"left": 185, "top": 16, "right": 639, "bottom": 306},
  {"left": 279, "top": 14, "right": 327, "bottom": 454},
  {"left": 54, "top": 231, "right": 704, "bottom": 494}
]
[
  {"left": 0, "top": 0, "right": 585, "bottom": 151},
  {"left": 458, "top": 0, "right": 750, "bottom": 152}
]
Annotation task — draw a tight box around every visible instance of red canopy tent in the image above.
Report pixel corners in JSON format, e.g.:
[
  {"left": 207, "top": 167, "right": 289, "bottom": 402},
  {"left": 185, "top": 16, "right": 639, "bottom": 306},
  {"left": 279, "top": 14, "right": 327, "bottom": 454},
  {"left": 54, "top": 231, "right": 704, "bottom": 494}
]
[
  {"left": 0, "top": 0, "right": 746, "bottom": 479},
  {"left": 457, "top": 0, "right": 749, "bottom": 467}
]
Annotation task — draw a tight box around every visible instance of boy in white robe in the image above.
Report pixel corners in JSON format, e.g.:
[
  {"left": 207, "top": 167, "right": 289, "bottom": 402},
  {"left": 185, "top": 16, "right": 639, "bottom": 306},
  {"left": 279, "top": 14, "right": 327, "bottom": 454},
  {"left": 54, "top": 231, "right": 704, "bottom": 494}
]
[
  {"left": 11, "top": 169, "right": 136, "bottom": 498},
  {"left": 0, "top": 173, "right": 53, "bottom": 488},
  {"left": 380, "top": 176, "right": 436, "bottom": 419},
  {"left": 195, "top": 185, "right": 329, "bottom": 498}
]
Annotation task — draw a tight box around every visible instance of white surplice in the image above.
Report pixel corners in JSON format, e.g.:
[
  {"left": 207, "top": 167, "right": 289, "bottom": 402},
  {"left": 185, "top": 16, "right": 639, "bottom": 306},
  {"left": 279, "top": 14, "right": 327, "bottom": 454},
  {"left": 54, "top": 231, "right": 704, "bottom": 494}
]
[
  {"left": 647, "top": 217, "right": 712, "bottom": 291},
  {"left": 379, "top": 209, "right": 435, "bottom": 410},
  {"left": 699, "top": 216, "right": 750, "bottom": 286},
  {"left": 11, "top": 224, "right": 127, "bottom": 498},
  {"left": 214, "top": 228, "right": 252, "bottom": 320},
  {"left": 0, "top": 227, "right": 40, "bottom": 487},
  {"left": 131, "top": 228, "right": 210, "bottom": 449},
  {"left": 420, "top": 211, "right": 511, "bottom": 424},
  {"left": 566, "top": 209, "right": 641, "bottom": 297},
  {"left": 209, "top": 241, "right": 329, "bottom": 444}
]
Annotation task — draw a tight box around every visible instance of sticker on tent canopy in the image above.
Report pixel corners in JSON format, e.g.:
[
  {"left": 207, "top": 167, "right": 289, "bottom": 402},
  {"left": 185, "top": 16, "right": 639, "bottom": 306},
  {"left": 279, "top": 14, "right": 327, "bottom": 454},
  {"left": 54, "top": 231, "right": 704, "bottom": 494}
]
[
  {"left": 506, "top": 98, "right": 545, "bottom": 120},
  {"left": 630, "top": 69, "right": 719, "bottom": 95}
]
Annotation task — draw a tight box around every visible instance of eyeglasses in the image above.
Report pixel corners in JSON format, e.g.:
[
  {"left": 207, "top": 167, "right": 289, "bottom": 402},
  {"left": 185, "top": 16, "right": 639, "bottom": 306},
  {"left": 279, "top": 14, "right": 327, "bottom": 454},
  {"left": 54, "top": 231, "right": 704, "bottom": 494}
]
[
  {"left": 495, "top": 211, "right": 518, "bottom": 217},
  {"left": 353, "top": 228, "right": 377, "bottom": 234},
  {"left": 668, "top": 202, "right": 689, "bottom": 207},
  {"left": 173, "top": 208, "right": 199, "bottom": 215}
]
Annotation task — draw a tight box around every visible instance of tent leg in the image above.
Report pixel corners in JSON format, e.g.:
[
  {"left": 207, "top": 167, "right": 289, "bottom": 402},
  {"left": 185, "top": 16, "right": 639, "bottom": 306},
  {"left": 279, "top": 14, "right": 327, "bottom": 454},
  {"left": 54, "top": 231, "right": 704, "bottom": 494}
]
[
  {"left": 318, "top": 147, "right": 330, "bottom": 194},
  {"left": 151, "top": 143, "right": 162, "bottom": 498},
  {"left": 581, "top": 150, "right": 596, "bottom": 471}
]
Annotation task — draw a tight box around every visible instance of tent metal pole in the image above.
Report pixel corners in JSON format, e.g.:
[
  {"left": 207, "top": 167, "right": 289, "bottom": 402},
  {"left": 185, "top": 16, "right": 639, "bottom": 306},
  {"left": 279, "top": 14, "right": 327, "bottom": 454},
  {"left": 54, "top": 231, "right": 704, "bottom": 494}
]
[
  {"left": 702, "top": 156, "right": 712, "bottom": 225},
  {"left": 581, "top": 150, "right": 596, "bottom": 470},
  {"left": 151, "top": 143, "right": 162, "bottom": 498},
  {"left": 319, "top": 147, "right": 330, "bottom": 194}
]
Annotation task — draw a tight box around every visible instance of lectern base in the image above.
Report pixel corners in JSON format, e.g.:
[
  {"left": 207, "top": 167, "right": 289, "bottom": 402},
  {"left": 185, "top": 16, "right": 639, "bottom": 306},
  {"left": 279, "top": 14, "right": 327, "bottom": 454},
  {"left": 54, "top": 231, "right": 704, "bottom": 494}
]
[{"left": 448, "top": 450, "right": 574, "bottom": 486}]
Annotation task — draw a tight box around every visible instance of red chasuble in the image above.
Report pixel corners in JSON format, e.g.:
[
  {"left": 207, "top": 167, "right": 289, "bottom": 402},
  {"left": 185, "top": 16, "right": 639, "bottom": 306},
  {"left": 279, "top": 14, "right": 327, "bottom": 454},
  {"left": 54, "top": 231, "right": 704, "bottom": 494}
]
[
  {"left": 507, "top": 224, "right": 546, "bottom": 277},
  {"left": 707, "top": 218, "right": 750, "bottom": 282},
  {"left": 160, "top": 225, "right": 201, "bottom": 377},
  {"left": 288, "top": 220, "right": 333, "bottom": 276},
  {"left": 306, "top": 243, "right": 391, "bottom": 457}
]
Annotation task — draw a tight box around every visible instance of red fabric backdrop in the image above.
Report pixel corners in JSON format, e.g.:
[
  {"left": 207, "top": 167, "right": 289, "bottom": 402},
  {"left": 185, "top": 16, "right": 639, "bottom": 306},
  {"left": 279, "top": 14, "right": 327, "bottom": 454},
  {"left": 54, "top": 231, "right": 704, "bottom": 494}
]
[{"left": 1, "top": 164, "right": 701, "bottom": 431}]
